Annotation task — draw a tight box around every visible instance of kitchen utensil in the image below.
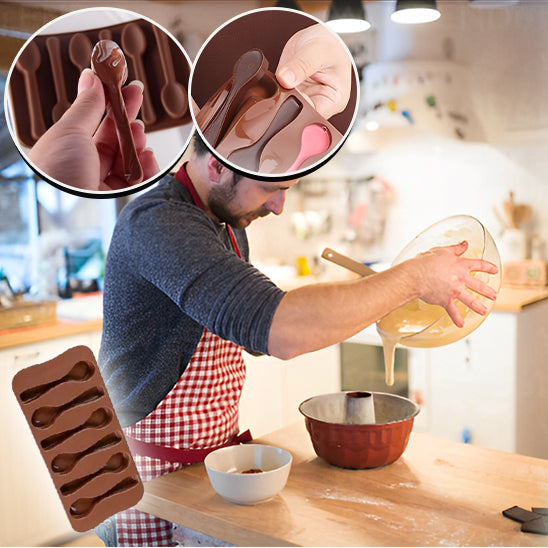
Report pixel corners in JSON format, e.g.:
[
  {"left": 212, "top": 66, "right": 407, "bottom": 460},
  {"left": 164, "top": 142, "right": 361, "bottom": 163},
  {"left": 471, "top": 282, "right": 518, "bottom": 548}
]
[
  {"left": 15, "top": 40, "right": 46, "bottom": 140},
  {"left": 321, "top": 247, "right": 377, "bottom": 277},
  {"left": 41, "top": 408, "right": 112, "bottom": 450},
  {"left": 121, "top": 22, "right": 157, "bottom": 125},
  {"left": 344, "top": 391, "right": 375, "bottom": 425},
  {"left": 91, "top": 39, "right": 143, "bottom": 185},
  {"left": 230, "top": 95, "right": 302, "bottom": 172},
  {"left": 152, "top": 25, "right": 188, "bottom": 120},
  {"left": 69, "top": 477, "right": 139, "bottom": 518},
  {"left": 204, "top": 444, "right": 292, "bottom": 505},
  {"left": 202, "top": 49, "right": 268, "bottom": 146},
  {"left": 286, "top": 123, "right": 331, "bottom": 173},
  {"left": 46, "top": 37, "right": 71, "bottom": 122},
  {"left": 31, "top": 387, "right": 104, "bottom": 428},
  {"left": 68, "top": 33, "right": 93, "bottom": 72},
  {"left": 51, "top": 432, "right": 122, "bottom": 473},
  {"left": 20, "top": 360, "right": 94, "bottom": 403},
  {"left": 60, "top": 452, "right": 129, "bottom": 495},
  {"left": 299, "top": 391, "right": 419, "bottom": 469},
  {"left": 12, "top": 346, "right": 143, "bottom": 532}
]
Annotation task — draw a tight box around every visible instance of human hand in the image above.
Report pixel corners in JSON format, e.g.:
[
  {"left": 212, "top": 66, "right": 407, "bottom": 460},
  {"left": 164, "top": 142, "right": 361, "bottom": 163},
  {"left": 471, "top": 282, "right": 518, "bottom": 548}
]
[
  {"left": 276, "top": 23, "right": 352, "bottom": 120},
  {"left": 28, "top": 68, "right": 159, "bottom": 192},
  {"left": 410, "top": 241, "right": 499, "bottom": 327}
]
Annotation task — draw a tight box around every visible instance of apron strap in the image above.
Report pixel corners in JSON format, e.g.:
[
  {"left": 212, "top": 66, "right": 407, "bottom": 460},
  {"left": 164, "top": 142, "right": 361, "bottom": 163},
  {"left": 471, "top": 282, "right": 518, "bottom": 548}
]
[{"left": 125, "top": 429, "right": 252, "bottom": 465}]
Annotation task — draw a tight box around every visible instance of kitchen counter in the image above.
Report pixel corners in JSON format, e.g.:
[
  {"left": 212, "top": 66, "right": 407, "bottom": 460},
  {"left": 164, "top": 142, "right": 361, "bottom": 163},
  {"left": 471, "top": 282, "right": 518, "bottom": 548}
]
[
  {"left": 0, "top": 294, "right": 103, "bottom": 350},
  {"left": 136, "top": 421, "right": 548, "bottom": 547}
]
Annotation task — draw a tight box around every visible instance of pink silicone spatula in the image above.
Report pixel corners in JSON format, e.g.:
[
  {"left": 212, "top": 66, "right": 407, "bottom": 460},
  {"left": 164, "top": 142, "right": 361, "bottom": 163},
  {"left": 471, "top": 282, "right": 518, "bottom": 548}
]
[{"left": 286, "top": 123, "right": 331, "bottom": 173}]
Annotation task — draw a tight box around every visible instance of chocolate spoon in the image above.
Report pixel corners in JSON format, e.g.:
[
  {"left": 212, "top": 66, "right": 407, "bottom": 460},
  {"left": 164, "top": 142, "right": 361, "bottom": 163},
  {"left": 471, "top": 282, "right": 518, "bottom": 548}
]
[
  {"left": 60, "top": 452, "right": 129, "bottom": 495},
  {"left": 41, "top": 408, "right": 112, "bottom": 450},
  {"left": 91, "top": 39, "right": 143, "bottom": 185},
  {"left": 31, "top": 387, "right": 104, "bottom": 428},
  {"left": 68, "top": 33, "right": 93, "bottom": 73},
  {"left": 20, "top": 360, "right": 94, "bottom": 403},
  {"left": 46, "top": 36, "right": 71, "bottom": 122},
  {"left": 203, "top": 49, "right": 268, "bottom": 147},
  {"left": 51, "top": 432, "right": 121, "bottom": 474},
  {"left": 69, "top": 477, "right": 139, "bottom": 518},
  {"left": 121, "top": 22, "right": 157, "bottom": 125},
  {"left": 229, "top": 95, "right": 302, "bottom": 172},
  {"left": 286, "top": 123, "right": 332, "bottom": 173},
  {"left": 152, "top": 25, "right": 188, "bottom": 120},
  {"left": 15, "top": 40, "right": 46, "bottom": 141}
]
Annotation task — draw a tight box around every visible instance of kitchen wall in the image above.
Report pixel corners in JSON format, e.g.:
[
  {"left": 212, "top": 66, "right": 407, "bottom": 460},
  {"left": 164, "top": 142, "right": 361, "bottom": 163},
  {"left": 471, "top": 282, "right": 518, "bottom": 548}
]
[{"left": 2, "top": 0, "right": 547, "bottom": 276}]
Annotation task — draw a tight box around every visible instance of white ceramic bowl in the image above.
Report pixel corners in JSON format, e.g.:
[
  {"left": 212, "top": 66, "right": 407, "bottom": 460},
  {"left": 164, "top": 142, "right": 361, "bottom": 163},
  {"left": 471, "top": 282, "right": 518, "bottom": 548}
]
[{"left": 204, "top": 444, "right": 292, "bottom": 505}]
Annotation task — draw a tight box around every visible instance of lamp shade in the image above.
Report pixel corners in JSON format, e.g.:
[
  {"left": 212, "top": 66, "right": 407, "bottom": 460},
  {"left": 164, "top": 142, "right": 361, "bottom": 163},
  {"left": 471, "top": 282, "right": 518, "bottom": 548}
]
[
  {"left": 326, "top": 0, "right": 371, "bottom": 33},
  {"left": 274, "top": 0, "right": 302, "bottom": 10},
  {"left": 391, "top": 0, "right": 441, "bottom": 24}
]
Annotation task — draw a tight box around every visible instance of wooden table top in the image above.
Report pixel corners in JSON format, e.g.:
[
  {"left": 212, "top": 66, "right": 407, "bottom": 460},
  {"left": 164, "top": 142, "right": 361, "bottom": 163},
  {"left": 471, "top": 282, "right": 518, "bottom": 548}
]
[{"left": 136, "top": 422, "right": 548, "bottom": 546}]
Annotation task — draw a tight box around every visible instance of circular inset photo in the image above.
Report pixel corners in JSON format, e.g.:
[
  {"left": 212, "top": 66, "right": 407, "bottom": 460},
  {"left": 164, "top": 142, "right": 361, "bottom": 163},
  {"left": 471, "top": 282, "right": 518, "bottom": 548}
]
[
  {"left": 4, "top": 7, "right": 192, "bottom": 198},
  {"left": 189, "top": 7, "right": 359, "bottom": 181}
]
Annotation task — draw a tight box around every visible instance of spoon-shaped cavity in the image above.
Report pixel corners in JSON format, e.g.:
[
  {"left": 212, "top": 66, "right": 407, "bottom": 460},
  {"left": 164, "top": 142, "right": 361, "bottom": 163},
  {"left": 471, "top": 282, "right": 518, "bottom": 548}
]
[
  {"left": 40, "top": 408, "right": 111, "bottom": 450},
  {"left": 15, "top": 40, "right": 46, "bottom": 141},
  {"left": 46, "top": 36, "right": 71, "bottom": 122},
  {"left": 230, "top": 95, "right": 302, "bottom": 172},
  {"left": 20, "top": 360, "right": 94, "bottom": 403},
  {"left": 51, "top": 432, "right": 122, "bottom": 474},
  {"left": 121, "top": 22, "right": 156, "bottom": 125},
  {"left": 60, "top": 452, "right": 129, "bottom": 496},
  {"left": 152, "top": 25, "right": 188, "bottom": 120},
  {"left": 203, "top": 49, "right": 268, "bottom": 147},
  {"left": 286, "top": 123, "right": 331, "bottom": 173},
  {"left": 91, "top": 39, "right": 142, "bottom": 185},
  {"left": 68, "top": 33, "right": 93, "bottom": 73},
  {"left": 69, "top": 476, "right": 139, "bottom": 518},
  {"left": 31, "top": 387, "right": 103, "bottom": 428}
]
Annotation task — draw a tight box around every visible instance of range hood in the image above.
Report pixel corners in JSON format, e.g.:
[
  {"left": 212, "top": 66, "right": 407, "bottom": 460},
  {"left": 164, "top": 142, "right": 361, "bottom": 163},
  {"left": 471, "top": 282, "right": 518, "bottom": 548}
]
[{"left": 354, "top": 59, "right": 485, "bottom": 145}]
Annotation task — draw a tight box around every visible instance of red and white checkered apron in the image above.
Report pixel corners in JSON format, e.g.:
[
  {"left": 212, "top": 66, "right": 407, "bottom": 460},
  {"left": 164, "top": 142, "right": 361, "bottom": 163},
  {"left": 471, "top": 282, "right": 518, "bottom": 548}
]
[{"left": 115, "top": 329, "right": 246, "bottom": 546}]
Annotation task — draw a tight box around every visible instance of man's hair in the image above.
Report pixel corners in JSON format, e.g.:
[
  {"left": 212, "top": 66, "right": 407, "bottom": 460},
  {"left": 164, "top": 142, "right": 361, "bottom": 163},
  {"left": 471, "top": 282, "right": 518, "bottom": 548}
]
[{"left": 192, "top": 132, "right": 242, "bottom": 184}]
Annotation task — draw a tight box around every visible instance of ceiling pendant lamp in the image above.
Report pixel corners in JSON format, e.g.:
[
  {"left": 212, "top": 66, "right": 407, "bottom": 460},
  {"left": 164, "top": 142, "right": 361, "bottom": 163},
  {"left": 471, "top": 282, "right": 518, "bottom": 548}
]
[
  {"left": 274, "top": 0, "right": 302, "bottom": 10},
  {"left": 391, "top": 0, "right": 441, "bottom": 24},
  {"left": 326, "top": 0, "right": 371, "bottom": 34}
]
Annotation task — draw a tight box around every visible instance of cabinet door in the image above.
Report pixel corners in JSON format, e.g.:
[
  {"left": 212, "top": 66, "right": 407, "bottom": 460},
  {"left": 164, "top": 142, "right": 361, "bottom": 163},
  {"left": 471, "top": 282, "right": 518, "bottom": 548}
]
[
  {"left": 0, "top": 334, "right": 99, "bottom": 546},
  {"left": 426, "top": 313, "right": 516, "bottom": 452}
]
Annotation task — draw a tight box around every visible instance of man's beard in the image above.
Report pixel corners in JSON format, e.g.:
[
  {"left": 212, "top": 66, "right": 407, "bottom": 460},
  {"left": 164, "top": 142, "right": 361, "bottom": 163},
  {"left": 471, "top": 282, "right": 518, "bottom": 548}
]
[{"left": 208, "top": 177, "right": 270, "bottom": 229}]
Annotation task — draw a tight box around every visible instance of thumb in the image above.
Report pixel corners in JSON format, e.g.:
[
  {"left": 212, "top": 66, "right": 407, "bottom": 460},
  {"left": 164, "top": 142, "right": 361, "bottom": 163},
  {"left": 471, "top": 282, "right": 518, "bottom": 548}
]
[
  {"left": 56, "top": 69, "right": 106, "bottom": 135},
  {"left": 453, "top": 240, "right": 469, "bottom": 257},
  {"left": 276, "top": 43, "right": 320, "bottom": 89}
]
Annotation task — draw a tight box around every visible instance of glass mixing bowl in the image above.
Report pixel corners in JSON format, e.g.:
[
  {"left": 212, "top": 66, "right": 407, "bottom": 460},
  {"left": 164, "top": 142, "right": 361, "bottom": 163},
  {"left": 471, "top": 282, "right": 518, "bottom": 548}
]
[{"left": 376, "top": 215, "right": 501, "bottom": 348}]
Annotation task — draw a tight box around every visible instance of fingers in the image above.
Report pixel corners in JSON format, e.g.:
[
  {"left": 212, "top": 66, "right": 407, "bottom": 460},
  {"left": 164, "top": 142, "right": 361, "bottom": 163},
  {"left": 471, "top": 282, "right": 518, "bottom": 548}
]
[
  {"left": 445, "top": 300, "right": 465, "bottom": 328},
  {"left": 465, "top": 274, "right": 498, "bottom": 301},
  {"left": 62, "top": 69, "right": 106, "bottom": 135}
]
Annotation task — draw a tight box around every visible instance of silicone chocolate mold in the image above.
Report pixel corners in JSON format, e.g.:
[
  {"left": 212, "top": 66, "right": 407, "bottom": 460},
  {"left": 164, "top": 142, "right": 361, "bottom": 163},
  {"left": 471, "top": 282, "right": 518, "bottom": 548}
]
[
  {"left": 195, "top": 49, "right": 342, "bottom": 175},
  {"left": 12, "top": 346, "right": 143, "bottom": 532},
  {"left": 9, "top": 19, "right": 190, "bottom": 148}
]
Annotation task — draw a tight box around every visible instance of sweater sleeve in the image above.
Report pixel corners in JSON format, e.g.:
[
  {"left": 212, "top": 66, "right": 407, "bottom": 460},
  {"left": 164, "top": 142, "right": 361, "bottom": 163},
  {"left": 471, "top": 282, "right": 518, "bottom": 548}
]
[{"left": 126, "top": 198, "right": 285, "bottom": 355}]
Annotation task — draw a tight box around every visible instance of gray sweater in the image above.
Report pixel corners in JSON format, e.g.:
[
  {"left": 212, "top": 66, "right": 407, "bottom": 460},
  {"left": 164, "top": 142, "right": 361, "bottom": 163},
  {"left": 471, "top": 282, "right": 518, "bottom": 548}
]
[{"left": 98, "top": 174, "right": 285, "bottom": 426}]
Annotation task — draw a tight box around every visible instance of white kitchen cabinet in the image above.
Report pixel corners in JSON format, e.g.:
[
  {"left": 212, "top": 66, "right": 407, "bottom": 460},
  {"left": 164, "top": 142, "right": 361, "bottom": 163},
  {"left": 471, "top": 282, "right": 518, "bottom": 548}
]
[
  {"left": 239, "top": 346, "right": 340, "bottom": 438},
  {"left": 0, "top": 332, "right": 101, "bottom": 547},
  {"left": 414, "top": 299, "right": 548, "bottom": 458}
]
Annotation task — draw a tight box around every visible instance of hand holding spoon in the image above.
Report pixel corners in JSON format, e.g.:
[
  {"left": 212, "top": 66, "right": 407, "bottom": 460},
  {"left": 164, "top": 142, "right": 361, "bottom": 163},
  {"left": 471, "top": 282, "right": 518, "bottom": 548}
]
[{"left": 91, "top": 40, "right": 143, "bottom": 185}]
